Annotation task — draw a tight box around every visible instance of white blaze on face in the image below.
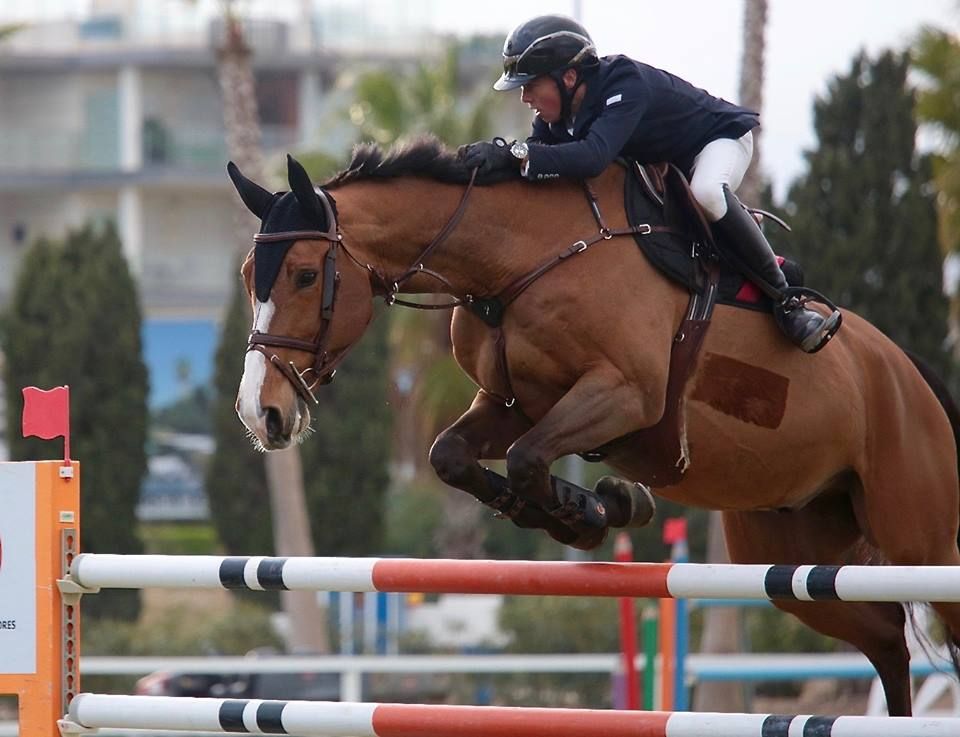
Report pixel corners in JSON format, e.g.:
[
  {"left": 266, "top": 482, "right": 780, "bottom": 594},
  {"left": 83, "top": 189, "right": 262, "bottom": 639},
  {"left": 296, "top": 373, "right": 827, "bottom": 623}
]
[{"left": 237, "top": 299, "right": 275, "bottom": 429}]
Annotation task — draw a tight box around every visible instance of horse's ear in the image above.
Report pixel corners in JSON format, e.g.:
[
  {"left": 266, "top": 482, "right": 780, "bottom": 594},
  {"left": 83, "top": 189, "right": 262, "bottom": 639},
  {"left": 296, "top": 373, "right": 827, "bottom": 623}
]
[
  {"left": 227, "top": 161, "right": 274, "bottom": 219},
  {"left": 286, "top": 154, "right": 325, "bottom": 224}
]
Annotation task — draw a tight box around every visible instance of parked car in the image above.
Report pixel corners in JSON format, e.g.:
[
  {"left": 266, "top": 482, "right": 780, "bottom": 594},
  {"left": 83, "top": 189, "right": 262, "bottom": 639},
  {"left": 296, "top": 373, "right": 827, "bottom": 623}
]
[{"left": 135, "top": 666, "right": 340, "bottom": 701}]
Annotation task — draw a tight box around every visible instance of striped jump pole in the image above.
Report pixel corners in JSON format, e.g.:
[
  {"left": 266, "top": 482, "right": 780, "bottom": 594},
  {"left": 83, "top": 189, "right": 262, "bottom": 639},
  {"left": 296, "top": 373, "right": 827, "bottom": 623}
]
[
  {"left": 63, "top": 694, "right": 960, "bottom": 737},
  {"left": 68, "top": 553, "right": 960, "bottom": 602}
]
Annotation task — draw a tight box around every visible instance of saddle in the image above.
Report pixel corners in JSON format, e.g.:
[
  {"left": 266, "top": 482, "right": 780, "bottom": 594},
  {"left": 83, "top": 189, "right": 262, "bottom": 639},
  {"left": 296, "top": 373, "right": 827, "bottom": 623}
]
[{"left": 623, "top": 160, "right": 804, "bottom": 311}]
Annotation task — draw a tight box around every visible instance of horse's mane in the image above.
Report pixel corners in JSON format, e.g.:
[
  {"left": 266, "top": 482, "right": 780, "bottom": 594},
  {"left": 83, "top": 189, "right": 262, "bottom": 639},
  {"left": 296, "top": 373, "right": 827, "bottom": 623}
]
[{"left": 322, "top": 135, "right": 518, "bottom": 188}]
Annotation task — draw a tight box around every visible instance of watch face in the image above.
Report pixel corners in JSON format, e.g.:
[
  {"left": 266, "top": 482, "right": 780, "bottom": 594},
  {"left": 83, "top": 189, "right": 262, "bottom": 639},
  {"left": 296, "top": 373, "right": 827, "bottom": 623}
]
[{"left": 510, "top": 141, "right": 528, "bottom": 159}]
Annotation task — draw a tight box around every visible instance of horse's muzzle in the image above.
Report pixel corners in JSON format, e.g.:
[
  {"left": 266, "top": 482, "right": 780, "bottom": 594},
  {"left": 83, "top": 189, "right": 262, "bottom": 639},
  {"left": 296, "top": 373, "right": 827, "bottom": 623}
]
[{"left": 264, "top": 406, "right": 292, "bottom": 447}]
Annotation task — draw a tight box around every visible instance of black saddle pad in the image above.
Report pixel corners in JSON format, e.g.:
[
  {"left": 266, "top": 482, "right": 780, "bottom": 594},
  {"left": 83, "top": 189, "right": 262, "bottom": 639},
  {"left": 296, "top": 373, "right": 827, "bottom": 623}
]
[{"left": 622, "top": 161, "right": 802, "bottom": 312}]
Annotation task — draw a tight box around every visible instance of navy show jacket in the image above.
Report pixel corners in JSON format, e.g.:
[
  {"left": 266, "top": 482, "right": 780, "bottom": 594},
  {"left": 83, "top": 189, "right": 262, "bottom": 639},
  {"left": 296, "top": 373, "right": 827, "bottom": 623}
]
[{"left": 524, "top": 55, "right": 759, "bottom": 181}]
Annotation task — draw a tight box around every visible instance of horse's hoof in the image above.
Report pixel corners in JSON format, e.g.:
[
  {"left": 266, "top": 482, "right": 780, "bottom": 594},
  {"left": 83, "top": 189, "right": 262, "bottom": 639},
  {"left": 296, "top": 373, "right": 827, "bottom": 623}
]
[
  {"left": 551, "top": 480, "right": 609, "bottom": 529},
  {"left": 594, "top": 476, "right": 656, "bottom": 528}
]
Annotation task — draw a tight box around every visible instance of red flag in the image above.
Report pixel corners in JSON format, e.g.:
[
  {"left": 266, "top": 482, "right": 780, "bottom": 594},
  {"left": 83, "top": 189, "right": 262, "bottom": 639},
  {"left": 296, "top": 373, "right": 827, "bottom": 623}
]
[{"left": 22, "top": 387, "right": 70, "bottom": 462}]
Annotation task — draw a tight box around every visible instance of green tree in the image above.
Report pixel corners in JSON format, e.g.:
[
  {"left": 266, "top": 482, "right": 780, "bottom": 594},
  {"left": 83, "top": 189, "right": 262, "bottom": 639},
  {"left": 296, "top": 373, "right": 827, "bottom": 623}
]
[
  {"left": 4, "top": 222, "right": 148, "bottom": 620},
  {"left": 785, "top": 50, "right": 947, "bottom": 370},
  {"left": 205, "top": 269, "right": 271, "bottom": 556},
  {"left": 301, "top": 316, "right": 391, "bottom": 555},
  {"left": 350, "top": 44, "right": 495, "bottom": 147}
]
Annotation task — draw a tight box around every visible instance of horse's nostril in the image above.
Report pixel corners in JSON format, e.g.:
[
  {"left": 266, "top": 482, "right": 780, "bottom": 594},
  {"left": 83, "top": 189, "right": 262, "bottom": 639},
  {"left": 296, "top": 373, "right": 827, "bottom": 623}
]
[{"left": 264, "top": 406, "right": 287, "bottom": 442}]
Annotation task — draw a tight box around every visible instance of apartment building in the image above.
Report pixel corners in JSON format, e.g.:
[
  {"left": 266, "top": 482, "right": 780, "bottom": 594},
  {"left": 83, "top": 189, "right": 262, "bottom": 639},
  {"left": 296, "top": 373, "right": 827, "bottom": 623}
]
[{"left": 0, "top": 1, "right": 460, "bottom": 407}]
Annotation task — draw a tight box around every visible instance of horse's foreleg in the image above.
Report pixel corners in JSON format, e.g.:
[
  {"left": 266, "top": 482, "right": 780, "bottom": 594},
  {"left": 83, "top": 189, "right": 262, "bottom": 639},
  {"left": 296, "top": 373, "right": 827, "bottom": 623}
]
[
  {"left": 506, "top": 369, "right": 659, "bottom": 549},
  {"left": 428, "top": 391, "right": 585, "bottom": 546}
]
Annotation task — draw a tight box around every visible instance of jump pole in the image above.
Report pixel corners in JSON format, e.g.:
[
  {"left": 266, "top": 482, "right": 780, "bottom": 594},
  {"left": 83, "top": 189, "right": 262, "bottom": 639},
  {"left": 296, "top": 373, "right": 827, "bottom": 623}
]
[
  {"left": 62, "top": 693, "right": 960, "bottom": 737},
  {"left": 65, "top": 554, "right": 960, "bottom": 602}
]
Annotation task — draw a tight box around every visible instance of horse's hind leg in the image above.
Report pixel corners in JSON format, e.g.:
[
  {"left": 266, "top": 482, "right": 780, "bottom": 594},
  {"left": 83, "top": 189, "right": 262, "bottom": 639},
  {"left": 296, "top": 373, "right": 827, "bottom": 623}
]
[
  {"left": 429, "top": 391, "right": 586, "bottom": 546},
  {"left": 724, "top": 499, "right": 913, "bottom": 715},
  {"left": 857, "top": 432, "right": 960, "bottom": 694}
]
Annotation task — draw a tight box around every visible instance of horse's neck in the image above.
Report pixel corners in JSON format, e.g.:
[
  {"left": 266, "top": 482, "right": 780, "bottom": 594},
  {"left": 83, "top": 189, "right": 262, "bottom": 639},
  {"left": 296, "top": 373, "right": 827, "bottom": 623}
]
[{"left": 334, "top": 171, "right": 630, "bottom": 297}]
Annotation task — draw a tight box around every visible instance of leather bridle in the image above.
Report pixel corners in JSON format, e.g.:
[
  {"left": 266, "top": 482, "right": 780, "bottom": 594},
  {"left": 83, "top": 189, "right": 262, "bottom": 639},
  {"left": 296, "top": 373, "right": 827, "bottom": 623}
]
[{"left": 247, "top": 172, "right": 478, "bottom": 405}]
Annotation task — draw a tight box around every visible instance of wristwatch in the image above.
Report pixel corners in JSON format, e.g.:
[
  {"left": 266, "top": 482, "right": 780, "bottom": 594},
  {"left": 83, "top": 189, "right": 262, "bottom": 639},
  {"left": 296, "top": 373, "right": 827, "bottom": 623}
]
[{"left": 510, "top": 140, "right": 529, "bottom": 160}]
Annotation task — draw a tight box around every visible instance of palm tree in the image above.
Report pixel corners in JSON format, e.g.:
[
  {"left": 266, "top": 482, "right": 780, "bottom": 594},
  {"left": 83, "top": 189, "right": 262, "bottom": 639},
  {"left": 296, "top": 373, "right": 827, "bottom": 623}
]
[
  {"left": 694, "top": 0, "right": 767, "bottom": 713},
  {"left": 913, "top": 25, "right": 960, "bottom": 357},
  {"left": 214, "top": 0, "right": 327, "bottom": 652},
  {"left": 737, "top": 0, "right": 767, "bottom": 205}
]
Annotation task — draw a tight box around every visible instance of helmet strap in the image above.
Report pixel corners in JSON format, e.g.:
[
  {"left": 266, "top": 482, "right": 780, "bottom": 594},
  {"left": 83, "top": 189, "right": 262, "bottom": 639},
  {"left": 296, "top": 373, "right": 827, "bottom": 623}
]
[{"left": 551, "top": 68, "right": 586, "bottom": 125}]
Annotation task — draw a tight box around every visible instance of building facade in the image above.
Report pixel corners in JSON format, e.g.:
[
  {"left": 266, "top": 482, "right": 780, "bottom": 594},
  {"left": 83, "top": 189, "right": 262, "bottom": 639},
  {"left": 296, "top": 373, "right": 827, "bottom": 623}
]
[{"left": 0, "top": 2, "right": 457, "bottom": 406}]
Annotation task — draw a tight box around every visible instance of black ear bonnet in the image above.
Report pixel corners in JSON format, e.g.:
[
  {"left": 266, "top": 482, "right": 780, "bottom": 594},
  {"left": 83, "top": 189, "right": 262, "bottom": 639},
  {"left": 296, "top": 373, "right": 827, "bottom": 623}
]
[{"left": 227, "top": 159, "right": 338, "bottom": 302}]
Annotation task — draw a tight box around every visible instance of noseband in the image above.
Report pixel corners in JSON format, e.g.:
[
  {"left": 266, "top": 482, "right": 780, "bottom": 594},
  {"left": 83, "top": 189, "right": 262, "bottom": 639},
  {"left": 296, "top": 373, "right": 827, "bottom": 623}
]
[
  {"left": 249, "top": 226, "right": 345, "bottom": 405},
  {"left": 247, "top": 173, "right": 478, "bottom": 405}
]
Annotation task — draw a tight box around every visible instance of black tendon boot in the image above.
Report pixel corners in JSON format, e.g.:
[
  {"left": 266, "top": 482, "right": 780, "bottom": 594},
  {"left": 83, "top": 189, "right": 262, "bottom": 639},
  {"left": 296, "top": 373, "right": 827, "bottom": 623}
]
[{"left": 714, "top": 185, "right": 840, "bottom": 353}]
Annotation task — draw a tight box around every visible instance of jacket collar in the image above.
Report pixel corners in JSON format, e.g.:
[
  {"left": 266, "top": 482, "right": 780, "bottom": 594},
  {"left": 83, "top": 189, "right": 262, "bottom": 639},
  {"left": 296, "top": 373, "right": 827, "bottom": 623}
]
[{"left": 551, "top": 62, "right": 605, "bottom": 139}]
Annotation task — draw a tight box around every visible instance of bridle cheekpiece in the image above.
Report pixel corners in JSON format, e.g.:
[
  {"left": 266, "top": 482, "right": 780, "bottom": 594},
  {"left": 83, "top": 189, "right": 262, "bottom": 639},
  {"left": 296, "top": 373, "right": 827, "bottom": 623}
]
[{"left": 248, "top": 188, "right": 347, "bottom": 405}]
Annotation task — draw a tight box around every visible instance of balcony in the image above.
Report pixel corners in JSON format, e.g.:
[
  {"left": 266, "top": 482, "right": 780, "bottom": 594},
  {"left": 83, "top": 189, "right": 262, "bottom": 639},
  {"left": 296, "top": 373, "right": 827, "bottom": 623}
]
[
  {"left": 141, "top": 122, "right": 227, "bottom": 172},
  {"left": 0, "top": 128, "right": 119, "bottom": 171},
  {"left": 0, "top": 123, "right": 298, "bottom": 175}
]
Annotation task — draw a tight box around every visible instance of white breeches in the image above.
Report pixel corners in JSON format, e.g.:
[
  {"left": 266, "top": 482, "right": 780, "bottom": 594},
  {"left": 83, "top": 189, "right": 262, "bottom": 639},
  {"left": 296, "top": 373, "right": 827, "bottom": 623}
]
[{"left": 688, "top": 130, "right": 755, "bottom": 221}]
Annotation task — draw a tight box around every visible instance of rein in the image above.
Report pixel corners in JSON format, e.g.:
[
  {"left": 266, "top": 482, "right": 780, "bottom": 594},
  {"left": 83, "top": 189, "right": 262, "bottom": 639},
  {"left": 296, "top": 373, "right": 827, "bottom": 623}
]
[{"left": 248, "top": 169, "right": 678, "bottom": 409}]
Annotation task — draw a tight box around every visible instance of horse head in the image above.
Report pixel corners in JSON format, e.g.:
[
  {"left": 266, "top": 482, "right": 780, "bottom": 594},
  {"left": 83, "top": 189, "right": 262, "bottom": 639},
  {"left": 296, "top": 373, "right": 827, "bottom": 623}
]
[{"left": 229, "top": 155, "right": 375, "bottom": 450}]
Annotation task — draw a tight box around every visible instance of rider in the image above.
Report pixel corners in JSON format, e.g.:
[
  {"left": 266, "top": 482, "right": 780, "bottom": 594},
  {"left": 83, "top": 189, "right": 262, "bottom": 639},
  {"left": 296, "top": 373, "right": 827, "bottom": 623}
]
[{"left": 460, "top": 14, "right": 840, "bottom": 353}]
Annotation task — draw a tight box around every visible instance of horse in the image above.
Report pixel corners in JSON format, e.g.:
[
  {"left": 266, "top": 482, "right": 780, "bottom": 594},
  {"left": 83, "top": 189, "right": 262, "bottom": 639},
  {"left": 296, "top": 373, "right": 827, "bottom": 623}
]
[{"left": 227, "top": 137, "right": 960, "bottom": 716}]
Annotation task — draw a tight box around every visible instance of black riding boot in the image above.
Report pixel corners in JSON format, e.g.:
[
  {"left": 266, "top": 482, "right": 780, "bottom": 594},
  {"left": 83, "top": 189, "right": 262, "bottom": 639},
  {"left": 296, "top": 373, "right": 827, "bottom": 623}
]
[{"left": 714, "top": 185, "right": 840, "bottom": 353}]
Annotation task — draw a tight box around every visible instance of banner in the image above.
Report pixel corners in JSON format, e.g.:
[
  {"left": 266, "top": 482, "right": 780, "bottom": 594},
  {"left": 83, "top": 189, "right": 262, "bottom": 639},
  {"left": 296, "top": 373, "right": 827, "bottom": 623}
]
[{"left": 0, "top": 463, "right": 36, "bottom": 674}]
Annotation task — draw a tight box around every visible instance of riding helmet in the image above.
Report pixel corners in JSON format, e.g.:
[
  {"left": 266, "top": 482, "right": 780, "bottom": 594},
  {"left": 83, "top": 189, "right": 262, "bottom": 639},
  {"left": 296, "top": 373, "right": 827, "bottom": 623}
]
[{"left": 494, "top": 14, "right": 598, "bottom": 91}]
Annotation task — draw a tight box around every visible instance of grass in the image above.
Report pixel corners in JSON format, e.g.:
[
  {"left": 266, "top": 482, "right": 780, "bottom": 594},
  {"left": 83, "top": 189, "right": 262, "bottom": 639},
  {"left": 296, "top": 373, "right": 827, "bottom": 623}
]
[{"left": 138, "top": 522, "right": 220, "bottom": 555}]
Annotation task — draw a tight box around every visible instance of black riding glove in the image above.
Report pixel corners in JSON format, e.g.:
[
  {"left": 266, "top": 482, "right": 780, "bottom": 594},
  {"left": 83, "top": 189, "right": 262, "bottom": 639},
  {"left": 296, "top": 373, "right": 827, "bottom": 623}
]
[{"left": 458, "top": 137, "right": 521, "bottom": 174}]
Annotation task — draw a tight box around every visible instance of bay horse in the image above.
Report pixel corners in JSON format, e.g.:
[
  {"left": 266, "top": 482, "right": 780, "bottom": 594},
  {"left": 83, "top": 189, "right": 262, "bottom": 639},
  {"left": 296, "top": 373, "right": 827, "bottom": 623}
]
[{"left": 228, "top": 137, "right": 960, "bottom": 716}]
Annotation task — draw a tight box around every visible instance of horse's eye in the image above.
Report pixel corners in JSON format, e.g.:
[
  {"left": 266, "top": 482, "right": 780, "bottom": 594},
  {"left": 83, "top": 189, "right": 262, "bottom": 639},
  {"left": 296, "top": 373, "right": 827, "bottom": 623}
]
[{"left": 296, "top": 270, "right": 318, "bottom": 289}]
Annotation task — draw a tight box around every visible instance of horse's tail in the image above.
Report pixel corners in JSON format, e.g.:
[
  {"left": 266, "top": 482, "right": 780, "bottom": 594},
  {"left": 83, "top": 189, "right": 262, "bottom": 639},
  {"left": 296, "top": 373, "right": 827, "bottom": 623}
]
[{"left": 902, "top": 349, "right": 960, "bottom": 679}]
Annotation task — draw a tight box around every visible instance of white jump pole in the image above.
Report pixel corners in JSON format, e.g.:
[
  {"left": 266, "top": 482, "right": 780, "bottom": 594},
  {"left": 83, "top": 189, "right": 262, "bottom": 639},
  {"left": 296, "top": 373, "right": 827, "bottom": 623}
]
[
  {"left": 68, "top": 554, "right": 960, "bottom": 603},
  {"left": 63, "top": 693, "right": 960, "bottom": 737}
]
